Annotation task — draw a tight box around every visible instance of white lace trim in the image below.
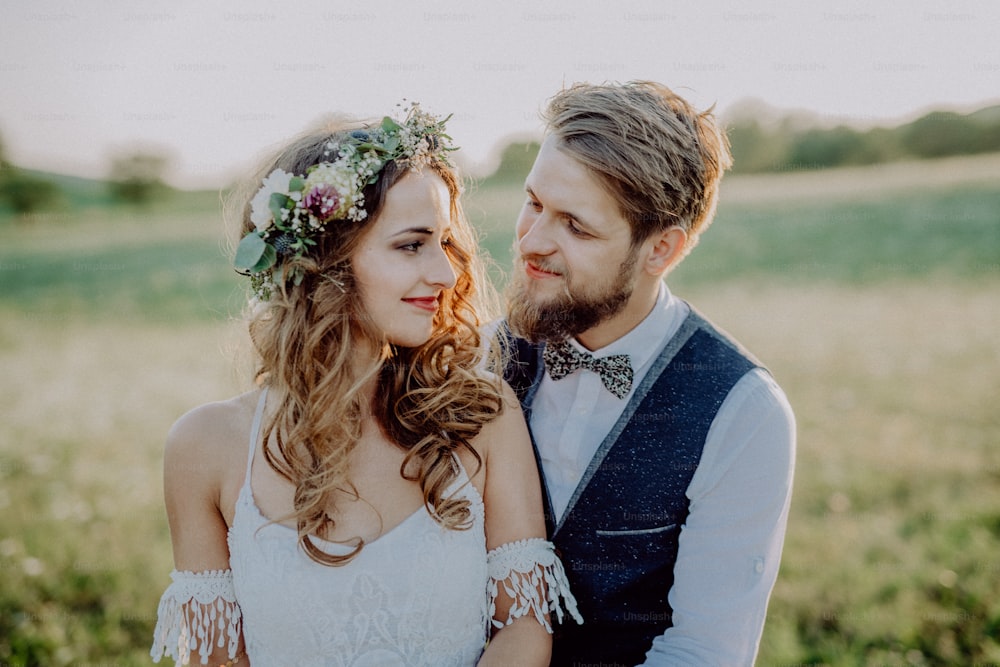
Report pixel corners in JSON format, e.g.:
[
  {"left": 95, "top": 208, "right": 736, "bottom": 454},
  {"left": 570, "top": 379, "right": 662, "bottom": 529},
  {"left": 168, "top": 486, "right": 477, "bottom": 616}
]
[
  {"left": 487, "top": 537, "right": 583, "bottom": 632},
  {"left": 150, "top": 569, "right": 242, "bottom": 665}
]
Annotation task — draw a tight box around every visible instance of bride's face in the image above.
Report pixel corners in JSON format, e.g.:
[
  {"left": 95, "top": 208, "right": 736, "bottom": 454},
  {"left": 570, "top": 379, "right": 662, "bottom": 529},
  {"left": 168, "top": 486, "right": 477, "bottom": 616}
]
[{"left": 350, "top": 169, "right": 457, "bottom": 348}]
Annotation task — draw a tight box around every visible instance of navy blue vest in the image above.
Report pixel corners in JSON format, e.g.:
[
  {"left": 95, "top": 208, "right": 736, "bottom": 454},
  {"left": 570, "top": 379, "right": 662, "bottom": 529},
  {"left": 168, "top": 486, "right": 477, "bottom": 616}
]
[{"left": 504, "top": 308, "right": 761, "bottom": 666}]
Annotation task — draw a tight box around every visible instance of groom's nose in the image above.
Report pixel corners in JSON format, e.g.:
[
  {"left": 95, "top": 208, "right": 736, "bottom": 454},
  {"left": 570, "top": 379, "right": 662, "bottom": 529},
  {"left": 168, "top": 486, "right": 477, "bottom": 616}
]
[{"left": 516, "top": 215, "right": 557, "bottom": 258}]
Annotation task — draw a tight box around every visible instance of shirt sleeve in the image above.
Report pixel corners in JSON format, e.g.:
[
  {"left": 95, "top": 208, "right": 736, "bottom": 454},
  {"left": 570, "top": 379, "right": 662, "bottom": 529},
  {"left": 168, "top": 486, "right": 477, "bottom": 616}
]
[{"left": 641, "top": 368, "right": 796, "bottom": 666}]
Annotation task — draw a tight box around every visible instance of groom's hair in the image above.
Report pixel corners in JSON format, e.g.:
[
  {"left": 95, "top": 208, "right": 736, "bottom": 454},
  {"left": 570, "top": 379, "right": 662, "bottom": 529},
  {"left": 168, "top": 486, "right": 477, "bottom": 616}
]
[{"left": 542, "top": 81, "right": 732, "bottom": 255}]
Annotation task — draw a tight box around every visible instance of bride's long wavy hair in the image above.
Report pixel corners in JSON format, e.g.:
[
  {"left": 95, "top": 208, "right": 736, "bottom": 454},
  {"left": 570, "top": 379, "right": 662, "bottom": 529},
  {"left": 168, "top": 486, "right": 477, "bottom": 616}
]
[{"left": 229, "top": 118, "right": 504, "bottom": 565}]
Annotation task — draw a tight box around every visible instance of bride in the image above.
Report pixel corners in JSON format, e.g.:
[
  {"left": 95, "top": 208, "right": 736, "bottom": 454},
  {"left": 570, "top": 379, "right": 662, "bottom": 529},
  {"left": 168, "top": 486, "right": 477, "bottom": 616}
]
[{"left": 150, "top": 104, "right": 579, "bottom": 666}]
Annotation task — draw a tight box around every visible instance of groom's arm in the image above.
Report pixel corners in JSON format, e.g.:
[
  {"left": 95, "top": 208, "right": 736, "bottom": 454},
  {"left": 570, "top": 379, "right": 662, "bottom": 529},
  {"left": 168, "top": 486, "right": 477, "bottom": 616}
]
[{"left": 642, "top": 369, "right": 796, "bottom": 666}]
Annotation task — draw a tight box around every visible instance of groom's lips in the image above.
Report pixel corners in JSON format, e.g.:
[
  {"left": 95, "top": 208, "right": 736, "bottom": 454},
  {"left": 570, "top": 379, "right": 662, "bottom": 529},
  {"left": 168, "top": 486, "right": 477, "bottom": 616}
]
[{"left": 524, "top": 260, "right": 562, "bottom": 280}]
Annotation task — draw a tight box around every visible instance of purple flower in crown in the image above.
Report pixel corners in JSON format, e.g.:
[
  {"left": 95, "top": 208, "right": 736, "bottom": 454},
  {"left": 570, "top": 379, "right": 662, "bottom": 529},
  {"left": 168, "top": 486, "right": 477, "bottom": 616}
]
[{"left": 303, "top": 184, "right": 341, "bottom": 222}]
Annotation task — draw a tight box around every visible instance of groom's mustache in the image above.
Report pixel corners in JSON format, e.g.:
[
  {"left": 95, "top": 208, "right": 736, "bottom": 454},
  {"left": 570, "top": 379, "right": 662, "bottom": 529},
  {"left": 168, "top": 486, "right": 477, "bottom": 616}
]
[{"left": 516, "top": 253, "right": 566, "bottom": 277}]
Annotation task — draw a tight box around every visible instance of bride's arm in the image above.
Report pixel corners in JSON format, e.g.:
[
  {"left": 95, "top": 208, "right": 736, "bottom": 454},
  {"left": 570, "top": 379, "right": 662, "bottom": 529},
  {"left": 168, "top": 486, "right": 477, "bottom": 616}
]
[
  {"left": 151, "top": 403, "right": 247, "bottom": 666},
  {"left": 475, "top": 382, "right": 580, "bottom": 667}
]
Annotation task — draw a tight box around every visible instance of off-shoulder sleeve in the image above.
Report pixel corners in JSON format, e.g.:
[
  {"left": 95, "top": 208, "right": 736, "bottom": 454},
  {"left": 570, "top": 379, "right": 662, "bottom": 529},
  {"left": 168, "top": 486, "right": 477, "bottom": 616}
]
[
  {"left": 150, "top": 569, "right": 242, "bottom": 665},
  {"left": 487, "top": 537, "right": 583, "bottom": 632}
]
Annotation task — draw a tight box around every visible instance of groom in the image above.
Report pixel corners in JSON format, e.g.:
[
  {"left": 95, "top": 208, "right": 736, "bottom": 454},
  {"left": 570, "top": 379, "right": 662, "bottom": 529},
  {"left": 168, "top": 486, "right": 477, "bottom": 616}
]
[{"left": 503, "top": 81, "right": 796, "bottom": 666}]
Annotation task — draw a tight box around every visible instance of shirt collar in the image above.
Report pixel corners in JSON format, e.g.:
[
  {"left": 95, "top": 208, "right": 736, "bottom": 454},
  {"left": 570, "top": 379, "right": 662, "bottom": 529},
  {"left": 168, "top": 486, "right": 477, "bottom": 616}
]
[{"left": 568, "top": 282, "right": 681, "bottom": 370}]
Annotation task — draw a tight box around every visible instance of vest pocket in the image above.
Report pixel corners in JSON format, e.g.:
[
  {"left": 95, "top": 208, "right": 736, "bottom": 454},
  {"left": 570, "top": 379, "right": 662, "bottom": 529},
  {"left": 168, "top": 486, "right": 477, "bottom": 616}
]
[{"left": 594, "top": 523, "right": 677, "bottom": 537}]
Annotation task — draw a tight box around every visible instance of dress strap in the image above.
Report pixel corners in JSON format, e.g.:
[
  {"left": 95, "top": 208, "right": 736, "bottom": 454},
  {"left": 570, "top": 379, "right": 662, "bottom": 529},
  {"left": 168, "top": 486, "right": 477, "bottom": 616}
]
[{"left": 245, "top": 387, "right": 269, "bottom": 481}]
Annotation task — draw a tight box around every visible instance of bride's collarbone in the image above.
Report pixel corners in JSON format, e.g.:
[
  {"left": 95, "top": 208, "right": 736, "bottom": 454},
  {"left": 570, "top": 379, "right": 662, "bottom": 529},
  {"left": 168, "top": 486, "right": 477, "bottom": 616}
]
[{"left": 253, "top": 439, "right": 426, "bottom": 543}]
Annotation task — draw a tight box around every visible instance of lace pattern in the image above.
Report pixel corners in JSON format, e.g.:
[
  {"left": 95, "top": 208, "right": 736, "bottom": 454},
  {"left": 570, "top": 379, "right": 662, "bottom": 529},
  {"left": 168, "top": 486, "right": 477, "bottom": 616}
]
[
  {"left": 487, "top": 537, "right": 583, "bottom": 632},
  {"left": 150, "top": 569, "right": 242, "bottom": 665}
]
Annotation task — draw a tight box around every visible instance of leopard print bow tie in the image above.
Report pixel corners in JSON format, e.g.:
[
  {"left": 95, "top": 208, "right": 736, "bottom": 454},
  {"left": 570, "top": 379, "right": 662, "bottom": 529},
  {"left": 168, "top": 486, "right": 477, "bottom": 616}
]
[{"left": 542, "top": 339, "right": 634, "bottom": 399}]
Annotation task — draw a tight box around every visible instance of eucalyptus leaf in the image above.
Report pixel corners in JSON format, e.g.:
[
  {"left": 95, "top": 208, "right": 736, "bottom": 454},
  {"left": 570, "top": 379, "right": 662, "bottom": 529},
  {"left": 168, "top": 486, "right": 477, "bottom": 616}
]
[
  {"left": 288, "top": 176, "right": 305, "bottom": 192},
  {"left": 234, "top": 233, "right": 266, "bottom": 270},
  {"left": 269, "top": 192, "right": 289, "bottom": 224},
  {"left": 251, "top": 244, "right": 277, "bottom": 273},
  {"left": 381, "top": 116, "right": 401, "bottom": 133},
  {"left": 357, "top": 141, "right": 387, "bottom": 155},
  {"left": 383, "top": 136, "right": 400, "bottom": 154}
]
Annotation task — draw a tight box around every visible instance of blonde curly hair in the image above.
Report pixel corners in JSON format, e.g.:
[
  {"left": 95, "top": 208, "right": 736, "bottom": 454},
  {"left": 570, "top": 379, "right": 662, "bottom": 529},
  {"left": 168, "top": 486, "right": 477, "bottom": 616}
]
[{"left": 230, "top": 118, "right": 503, "bottom": 565}]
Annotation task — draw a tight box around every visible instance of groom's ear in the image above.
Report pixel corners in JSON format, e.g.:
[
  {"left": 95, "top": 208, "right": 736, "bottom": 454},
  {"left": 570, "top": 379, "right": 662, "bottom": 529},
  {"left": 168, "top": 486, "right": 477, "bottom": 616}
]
[{"left": 640, "top": 226, "right": 688, "bottom": 276}]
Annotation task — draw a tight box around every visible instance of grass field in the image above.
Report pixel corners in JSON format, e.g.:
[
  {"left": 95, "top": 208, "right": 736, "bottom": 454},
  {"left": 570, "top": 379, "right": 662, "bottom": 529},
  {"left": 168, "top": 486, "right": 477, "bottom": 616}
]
[{"left": 1, "top": 155, "right": 999, "bottom": 665}]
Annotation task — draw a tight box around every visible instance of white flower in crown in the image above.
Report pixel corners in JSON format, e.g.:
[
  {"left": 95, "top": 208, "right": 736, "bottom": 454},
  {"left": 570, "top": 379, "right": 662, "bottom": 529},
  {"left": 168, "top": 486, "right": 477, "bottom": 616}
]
[{"left": 250, "top": 168, "right": 297, "bottom": 232}]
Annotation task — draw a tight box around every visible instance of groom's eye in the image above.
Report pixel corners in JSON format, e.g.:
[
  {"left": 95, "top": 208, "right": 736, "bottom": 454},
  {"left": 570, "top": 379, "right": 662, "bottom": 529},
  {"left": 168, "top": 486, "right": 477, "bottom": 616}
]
[{"left": 565, "top": 218, "right": 587, "bottom": 237}]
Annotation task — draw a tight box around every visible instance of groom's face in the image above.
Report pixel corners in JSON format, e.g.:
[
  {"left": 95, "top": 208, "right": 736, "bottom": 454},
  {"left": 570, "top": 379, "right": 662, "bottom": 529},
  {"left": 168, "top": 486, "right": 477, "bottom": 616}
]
[{"left": 506, "top": 136, "right": 640, "bottom": 343}]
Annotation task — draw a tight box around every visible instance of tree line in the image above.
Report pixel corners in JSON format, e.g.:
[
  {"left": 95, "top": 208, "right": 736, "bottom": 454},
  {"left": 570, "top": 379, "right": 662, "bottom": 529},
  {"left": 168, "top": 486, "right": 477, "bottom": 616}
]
[
  {"left": 723, "top": 104, "right": 1000, "bottom": 173},
  {"left": 3, "top": 102, "right": 1000, "bottom": 216},
  {"left": 484, "top": 103, "right": 1000, "bottom": 182},
  {"left": 0, "top": 133, "right": 171, "bottom": 216}
]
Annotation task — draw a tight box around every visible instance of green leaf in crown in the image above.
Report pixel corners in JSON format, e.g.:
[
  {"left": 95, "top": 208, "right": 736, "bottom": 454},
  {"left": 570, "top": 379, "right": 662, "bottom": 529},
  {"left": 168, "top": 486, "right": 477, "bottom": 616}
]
[{"left": 235, "top": 233, "right": 277, "bottom": 273}]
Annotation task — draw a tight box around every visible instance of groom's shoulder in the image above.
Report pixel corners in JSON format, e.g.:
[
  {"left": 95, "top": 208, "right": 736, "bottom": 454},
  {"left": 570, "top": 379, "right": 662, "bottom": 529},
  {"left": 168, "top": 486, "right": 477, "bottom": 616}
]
[{"left": 682, "top": 303, "right": 765, "bottom": 371}]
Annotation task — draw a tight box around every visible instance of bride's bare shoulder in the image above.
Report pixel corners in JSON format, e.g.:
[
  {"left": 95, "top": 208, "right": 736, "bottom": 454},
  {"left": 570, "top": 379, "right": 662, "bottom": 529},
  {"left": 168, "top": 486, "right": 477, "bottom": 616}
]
[{"left": 164, "top": 390, "right": 262, "bottom": 473}]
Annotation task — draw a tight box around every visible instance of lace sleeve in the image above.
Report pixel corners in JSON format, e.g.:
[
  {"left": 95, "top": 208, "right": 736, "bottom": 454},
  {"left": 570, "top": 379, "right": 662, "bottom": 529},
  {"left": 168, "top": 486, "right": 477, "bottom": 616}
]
[
  {"left": 487, "top": 537, "right": 583, "bottom": 632},
  {"left": 150, "top": 569, "right": 242, "bottom": 665}
]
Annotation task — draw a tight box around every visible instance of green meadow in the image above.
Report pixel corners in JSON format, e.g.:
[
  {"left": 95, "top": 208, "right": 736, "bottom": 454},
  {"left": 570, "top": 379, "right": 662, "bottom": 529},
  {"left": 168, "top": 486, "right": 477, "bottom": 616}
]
[{"left": 1, "top": 155, "right": 999, "bottom": 665}]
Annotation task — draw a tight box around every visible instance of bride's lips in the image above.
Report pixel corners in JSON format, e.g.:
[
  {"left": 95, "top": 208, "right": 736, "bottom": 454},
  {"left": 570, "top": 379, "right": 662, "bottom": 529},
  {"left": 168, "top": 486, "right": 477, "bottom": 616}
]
[
  {"left": 402, "top": 297, "right": 438, "bottom": 312},
  {"left": 524, "top": 260, "right": 562, "bottom": 280}
]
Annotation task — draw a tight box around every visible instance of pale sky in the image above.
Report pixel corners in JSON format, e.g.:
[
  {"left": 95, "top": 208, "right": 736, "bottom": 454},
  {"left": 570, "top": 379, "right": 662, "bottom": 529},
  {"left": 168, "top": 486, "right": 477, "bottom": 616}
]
[{"left": 2, "top": 0, "right": 998, "bottom": 188}]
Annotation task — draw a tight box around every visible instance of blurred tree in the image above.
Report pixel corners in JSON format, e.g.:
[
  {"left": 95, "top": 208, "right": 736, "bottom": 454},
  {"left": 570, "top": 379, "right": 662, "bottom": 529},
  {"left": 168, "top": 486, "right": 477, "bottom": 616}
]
[
  {"left": 968, "top": 105, "right": 1000, "bottom": 152},
  {"left": 726, "top": 120, "right": 791, "bottom": 173},
  {"left": 0, "top": 130, "right": 62, "bottom": 216},
  {"left": 899, "top": 111, "right": 983, "bottom": 158},
  {"left": 860, "top": 127, "right": 905, "bottom": 164},
  {"left": 786, "top": 126, "right": 871, "bottom": 169},
  {"left": 108, "top": 149, "right": 172, "bottom": 204},
  {"left": 484, "top": 141, "right": 540, "bottom": 184},
  {"left": 0, "top": 169, "right": 61, "bottom": 215}
]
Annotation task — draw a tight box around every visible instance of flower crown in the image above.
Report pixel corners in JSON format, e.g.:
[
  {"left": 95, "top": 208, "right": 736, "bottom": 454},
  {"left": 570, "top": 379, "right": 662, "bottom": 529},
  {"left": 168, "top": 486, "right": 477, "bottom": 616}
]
[{"left": 235, "top": 103, "right": 456, "bottom": 303}]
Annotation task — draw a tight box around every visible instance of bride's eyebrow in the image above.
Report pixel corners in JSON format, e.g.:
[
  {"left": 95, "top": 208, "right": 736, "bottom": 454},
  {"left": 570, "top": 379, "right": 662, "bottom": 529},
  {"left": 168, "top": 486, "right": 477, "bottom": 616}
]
[{"left": 390, "top": 227, "right": 434, "bottom": 238}]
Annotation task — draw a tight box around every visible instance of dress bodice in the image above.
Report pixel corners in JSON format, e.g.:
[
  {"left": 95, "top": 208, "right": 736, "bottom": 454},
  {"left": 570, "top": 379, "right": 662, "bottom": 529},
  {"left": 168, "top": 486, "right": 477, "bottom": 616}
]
[{"left": 227, "top": 389, "right": 488, "bottom": 666}]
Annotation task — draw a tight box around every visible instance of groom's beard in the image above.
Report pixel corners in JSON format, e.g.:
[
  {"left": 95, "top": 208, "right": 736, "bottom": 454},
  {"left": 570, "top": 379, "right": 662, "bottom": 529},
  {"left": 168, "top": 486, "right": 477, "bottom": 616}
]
[{"left": 505, "top": 251, "right": 637, "bottom": 343}]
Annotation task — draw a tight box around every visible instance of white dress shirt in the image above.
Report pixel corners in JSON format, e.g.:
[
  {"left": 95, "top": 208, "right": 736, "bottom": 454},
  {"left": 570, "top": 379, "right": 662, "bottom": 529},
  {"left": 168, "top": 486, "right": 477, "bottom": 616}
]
[{"left": 530, "top": 282, "right": 796, "bottom": 666}]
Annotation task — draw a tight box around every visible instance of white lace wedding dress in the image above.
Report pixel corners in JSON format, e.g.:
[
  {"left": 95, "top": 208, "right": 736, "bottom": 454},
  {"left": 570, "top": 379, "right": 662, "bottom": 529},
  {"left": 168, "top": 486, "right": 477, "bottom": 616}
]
[{"left": 151, "top": 389, "right": 580, "bottom": 666}]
